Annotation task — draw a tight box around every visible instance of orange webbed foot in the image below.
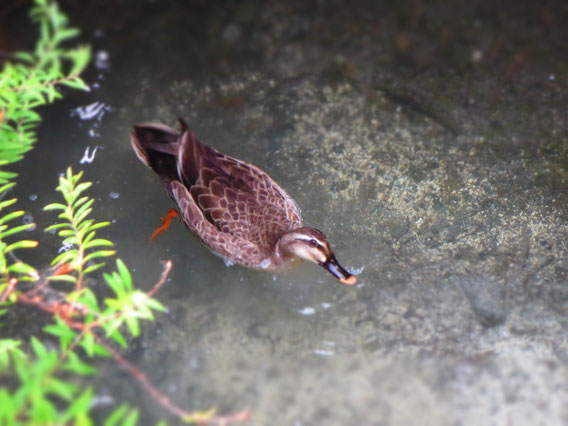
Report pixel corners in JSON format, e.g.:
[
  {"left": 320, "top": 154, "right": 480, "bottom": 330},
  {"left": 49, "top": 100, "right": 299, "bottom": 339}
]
[{"left": 148, "top": 208, "right": 178, "bottom": 241}]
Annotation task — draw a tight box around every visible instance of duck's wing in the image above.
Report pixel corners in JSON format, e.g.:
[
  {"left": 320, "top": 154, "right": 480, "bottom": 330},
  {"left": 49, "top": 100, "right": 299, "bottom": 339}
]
[
  {"left": 171, "top": 181, "right": 265, "bottom": 267},
  {"left": 175, "top": 125, "right": 303, "bottom": 251}
]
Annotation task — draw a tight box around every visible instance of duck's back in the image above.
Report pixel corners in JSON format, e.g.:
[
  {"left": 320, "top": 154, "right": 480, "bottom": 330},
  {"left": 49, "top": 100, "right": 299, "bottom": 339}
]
[{"left": 131, "top": 121, "right": 303, "bottom": 256}]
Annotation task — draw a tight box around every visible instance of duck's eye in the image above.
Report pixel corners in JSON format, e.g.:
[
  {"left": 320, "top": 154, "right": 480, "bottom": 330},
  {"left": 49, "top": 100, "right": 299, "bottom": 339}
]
[{"left": 308, "top": 239, "right": 318, "bottom": 247}]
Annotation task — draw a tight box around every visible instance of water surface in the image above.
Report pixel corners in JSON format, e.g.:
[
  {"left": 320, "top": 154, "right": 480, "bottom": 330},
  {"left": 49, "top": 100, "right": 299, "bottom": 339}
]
[{"left": 7, "top": 0, "right": 568, "bottom": 424}]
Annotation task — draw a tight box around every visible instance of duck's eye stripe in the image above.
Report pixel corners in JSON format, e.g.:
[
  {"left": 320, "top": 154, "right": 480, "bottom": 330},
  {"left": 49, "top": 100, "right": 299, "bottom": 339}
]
[{"left": 295, "top": 234, "right": 325, "bottom": 248}]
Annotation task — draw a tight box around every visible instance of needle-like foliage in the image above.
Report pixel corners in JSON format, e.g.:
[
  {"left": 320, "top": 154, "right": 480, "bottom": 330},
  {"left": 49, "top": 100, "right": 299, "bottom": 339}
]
[
  {"left": 0, "top": 183, "right": 40, "bottom": 290},
  {"left": 0, "top": 0, "right": 90, "bottom": 184},
  {"left": 1, "top": 169, "right": 168, "bottom": 425},
  {"left": 44, "top": 168, "right": 115, "bottom": 289}
]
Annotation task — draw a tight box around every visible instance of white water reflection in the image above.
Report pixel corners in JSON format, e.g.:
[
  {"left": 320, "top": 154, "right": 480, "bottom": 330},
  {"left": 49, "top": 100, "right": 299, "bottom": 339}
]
[
  {"left": 72, "top": 101, "right": 110, "bottom": 121},
  {"left": 80, "top": 145, "right": 100, "bottom": 164}
]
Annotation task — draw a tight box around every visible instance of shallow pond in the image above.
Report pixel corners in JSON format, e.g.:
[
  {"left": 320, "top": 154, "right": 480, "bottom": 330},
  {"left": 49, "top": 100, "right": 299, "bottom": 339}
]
[{"left": 6, "top": 0, "right": 568, "bottom": 424}]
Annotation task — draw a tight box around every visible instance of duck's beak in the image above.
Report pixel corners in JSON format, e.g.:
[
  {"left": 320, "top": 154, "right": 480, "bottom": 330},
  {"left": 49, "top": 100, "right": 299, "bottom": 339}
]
[{"left": 321, "top": 254, "right": 357, "bottom": 285}]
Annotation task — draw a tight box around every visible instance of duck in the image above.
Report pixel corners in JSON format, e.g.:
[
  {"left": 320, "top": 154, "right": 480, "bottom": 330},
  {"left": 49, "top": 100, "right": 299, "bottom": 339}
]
[{"left": 130, "top": 119, "right": 357, "bottom": 285}]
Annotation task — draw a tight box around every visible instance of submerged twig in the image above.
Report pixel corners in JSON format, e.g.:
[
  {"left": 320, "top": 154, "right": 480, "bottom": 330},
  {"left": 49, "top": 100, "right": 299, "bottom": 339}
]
[
  {"left": 148, "top": 260, "right": 173, "bottom": 298},
  {"left": 4, "top": 259, "right": 249, "bottom": 424},
  {"left": 92, "top": 333, "right": 249, "bottom": 425}
]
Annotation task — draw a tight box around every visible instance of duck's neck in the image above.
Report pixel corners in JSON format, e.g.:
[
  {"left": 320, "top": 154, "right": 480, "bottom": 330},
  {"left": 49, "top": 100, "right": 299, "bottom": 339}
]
[{"left": 274, "top": 231, "right": 298, "bottom": 262}]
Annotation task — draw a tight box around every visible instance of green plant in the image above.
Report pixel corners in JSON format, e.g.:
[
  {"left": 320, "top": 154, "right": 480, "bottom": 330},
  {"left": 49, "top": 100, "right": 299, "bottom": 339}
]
[
  {"left": 0, "top": 0, "right": 90, "bottom": 184},
  {"left": 0, "top": 1, "right": 248, "bottom": 424},
  {"left": 44, "top": 168, "right": 116, "bottom": 289},
  {"left": 2, "top": 168, "right": 248, "bottom": 424},
  {"left": 0, "top": 168, "right": 164, "bottom": 424}
]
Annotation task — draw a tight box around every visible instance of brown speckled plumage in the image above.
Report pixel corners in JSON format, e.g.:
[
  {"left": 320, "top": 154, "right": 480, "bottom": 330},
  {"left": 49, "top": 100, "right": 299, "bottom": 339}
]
[{"left": 131, "top": 119, "right": 357, "bottom": 285}]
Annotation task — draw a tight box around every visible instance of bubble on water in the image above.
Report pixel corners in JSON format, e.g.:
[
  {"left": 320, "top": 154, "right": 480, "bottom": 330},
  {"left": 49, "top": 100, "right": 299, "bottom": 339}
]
[
  {"left": 313, "top": 349, "right": 334, "bottom": 357},
  {"left": 299, "top": 306, "right": 315, "bottom": 316},
  {"left": 314, "top": 341, "right": 335, "bottom": 356},
  {"left": 88, "top": 128, "right": 100, "bottom": 138},
  {"left": 109, "top": 192, "right": 120, "bottom": 199},
  {"left": 188, "top": 356, "right": 200, "bottom": 370},
  {"left": 95, "top": 50, "right": 110, "bottom": 70},
  {"left": 23, "top": 214, "right": 36, "bottom": 231},
  {"left": 29, "top": 194, "right": 38, "bottom": 201},
  {"left": 91, "top": 394, "right": 114, "bottom": 408}
]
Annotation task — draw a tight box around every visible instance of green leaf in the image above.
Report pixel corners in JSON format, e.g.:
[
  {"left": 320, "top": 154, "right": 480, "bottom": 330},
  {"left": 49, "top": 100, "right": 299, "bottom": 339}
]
[
  {"left": 74, "top": 206, "right": 92, "bottom": 226},
  {"left": 4, "top": 240, "right": 38, "bottom": 252},
  {"left": 80, "top": 332, "right": 95, "bottom": 357},
  {"left": 83, "top": 238, "right": 114, "bottom": 250},
  {"left": 83, "top": 262, "right": 105, "bottom": 275},
  {"left": 67, "top": 46, "right": 91, "bottom": 76},
  {"left": 0, "top": 388, "right": 17, "bottom": 420},
  {"left": 6, "top": 262, "right": 39, "bottom": 279},
  {"left": 0, "top": 198, "right": 17, "bottom": 211},
  {"left": 50, "top": 249, "right": 77, "bottom": 266},
  {"left": 31, "top": 394, "right": 57, "bottom": 423},
  {"left": 83, "top": 249, "right": 116, "bottom": 264},
  {"left": 91, "top": 341, "right": 111, "bottom": 357},
  {"left": 85, "top": 221, "right": 111, "bottom": 233},
  {"left": 107, "top": 327, "right": 128, "bottom": 348},
  {"left": 55, "top": 27, "right": 80, "bottom": 43},
  {"left": 0, "top": 210, "right": 24, "bottom": 224},
  {"left": 0, "top": 339, "right": 26, "bottom": 370},
  {"left": 116, "top": 259, "right": 133, "bottom": 292},
  {"left": 44, "top": 318, "right": 77, "bottom": 350},
  {"left": 63, "top": 351, "right": 97, "bottom": 376},
  {"left": 73, "top": 196, "right": 92, "bottom": 215},
  {"left": 62, "top": 77, "right": 90, "bottom": 91},
  {"left": 73, "top": 182, "right": 92, "bottom": 198},
  {"left": 103, "top": 272, "right": 123, "bottom": 297},
  {"left": 30, "top": 336, "right": 48, "bottom": 358},
  {"left": 45, "top": 377, "right": 78, "bottom": 401},
  {"left": 0, "top": 171, "right": 18, "bottom": 182},
  {"left": 0, "top": 223, "right": 36, "bottom": 239},
  {"left": 143, "top": 297, "right": 166, "bottom": 312},
  {"left": 122, "top": 409, "right": 139, "bottom": 426},
  {"left": 43, "top": 202, "right": 67, "bottom": 211},
  {"left": 44, "top": 222, "right": 72, "bottom": 232},
  {"left": 125, "top": 316, "right": 140, "bottom": 337},
  {"left": 104, "top": 404, "right": 131, "bottom": 426},
  {"left": 13, "top": 51, "right": 35, "bottom": 63},
  {"left": 0, "top": 182, "right": 16, "bottom": 194},
  {"left": 76, "top": 288, "right": 100, "bottom": 312},
  {"left": 58, "top": 228, "right": 75, "bottom": 237},
  {"left": 61, "top": 387, "right": 94, "bottom": 423},
  {"left": 46, "top": 274, "right": 77, "bottom": 284}
]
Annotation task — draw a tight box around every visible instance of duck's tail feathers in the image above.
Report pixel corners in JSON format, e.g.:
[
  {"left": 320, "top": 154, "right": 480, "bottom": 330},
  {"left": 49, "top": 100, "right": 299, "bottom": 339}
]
[{"left": 130, "top": 123, "right": 181, "bottom": 187}]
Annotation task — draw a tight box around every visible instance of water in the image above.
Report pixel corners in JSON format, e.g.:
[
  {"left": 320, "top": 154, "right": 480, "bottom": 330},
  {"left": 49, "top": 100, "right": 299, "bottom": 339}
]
[{"left": 7, "top": 1, "right": 568, "bottom": 424}]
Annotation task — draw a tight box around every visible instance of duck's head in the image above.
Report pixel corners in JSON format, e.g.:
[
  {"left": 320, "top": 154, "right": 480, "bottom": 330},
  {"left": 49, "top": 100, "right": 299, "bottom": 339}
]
[{"left": 278, "top": 227, "right": 357, "bottom": 285}]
